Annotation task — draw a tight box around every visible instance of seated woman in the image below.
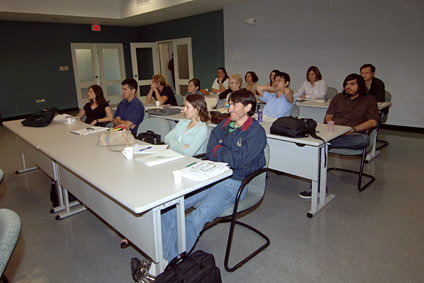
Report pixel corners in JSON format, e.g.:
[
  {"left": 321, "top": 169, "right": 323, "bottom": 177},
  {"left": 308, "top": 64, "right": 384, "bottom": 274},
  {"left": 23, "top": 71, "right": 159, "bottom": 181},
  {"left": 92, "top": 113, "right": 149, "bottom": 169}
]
[
  {"left": 244, "top": 71, "right": 259, "bottom": 97},
  {"left": 145, "top": 74, "right": 178, "bottom": 106},
  {"left": 257, "top": 71, "right": 294, "bottom": 118},
  {"left": 186, "top": 78, "right": 203, "bottom": 96},
  {"left": 294, "top": 66, "right": 328, "bottom": 100},
  {"left": 222, "top": 74, "right": 243, "bottom": 109},
  {"left": 211, "top": 67, "right": 229, "bottom": 93},
  {"left": 267, "top": 69, "right": 279, "bottom": 87},
  {"left": 164, "top": 94, "right": 210, "bottom": 156},
  {"left": 76, "top": 85, "right": 113, "bottom": 126}
]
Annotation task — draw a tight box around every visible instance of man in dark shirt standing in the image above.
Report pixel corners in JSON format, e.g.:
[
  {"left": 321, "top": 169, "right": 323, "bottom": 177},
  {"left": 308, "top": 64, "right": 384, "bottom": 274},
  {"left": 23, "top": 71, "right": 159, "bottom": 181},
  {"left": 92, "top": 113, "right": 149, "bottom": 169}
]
[
  {"left": 360, "top": 64, "right": 385, "bottom": 102},
  {"left": 299, "top": 73, "right": 380, "bottom": 199}
]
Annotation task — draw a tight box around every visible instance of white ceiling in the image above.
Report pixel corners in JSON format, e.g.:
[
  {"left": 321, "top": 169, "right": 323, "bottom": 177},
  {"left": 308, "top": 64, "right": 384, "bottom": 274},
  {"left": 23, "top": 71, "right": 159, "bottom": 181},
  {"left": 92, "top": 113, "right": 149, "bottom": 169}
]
[{"left": 0, "top": 0, "right": 254, "bottom": 27}]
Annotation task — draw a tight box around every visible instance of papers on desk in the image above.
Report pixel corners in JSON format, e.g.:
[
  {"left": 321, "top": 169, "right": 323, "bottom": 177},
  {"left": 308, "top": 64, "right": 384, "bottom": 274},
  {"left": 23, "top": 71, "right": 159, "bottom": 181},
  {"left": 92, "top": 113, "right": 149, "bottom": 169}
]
[
  {"left": 136, "top": 149, "right": 185, "bottom": 167},
  {"left": 133, "top": 144, "right": 168, "bottom": 154},
  {"left": 297, "top": 98, "right": 327, "bottom": 103},
  {"left": 181, "top": 161, "right": 231, "bottom": 182},
  {"left": 71, "top": 126, "right": 108, "bottom": 135}
]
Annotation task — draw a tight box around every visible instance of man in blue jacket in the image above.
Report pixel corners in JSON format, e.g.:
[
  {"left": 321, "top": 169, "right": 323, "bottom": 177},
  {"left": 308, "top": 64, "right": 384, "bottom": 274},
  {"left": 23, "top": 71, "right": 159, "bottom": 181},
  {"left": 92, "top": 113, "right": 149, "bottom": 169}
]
[{"left": 162, "top": 89, "right": 267, "bottom": 261}]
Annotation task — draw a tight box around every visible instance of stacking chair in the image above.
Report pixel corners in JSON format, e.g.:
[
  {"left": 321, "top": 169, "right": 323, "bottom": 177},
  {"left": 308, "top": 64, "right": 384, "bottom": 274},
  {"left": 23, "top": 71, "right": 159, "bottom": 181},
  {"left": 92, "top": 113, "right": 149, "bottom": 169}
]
[
  {"left": 0, "top": 209, "right": 21, "bottom": 281},
  {"left": 174, "top": 93, "right": 185, "bottom": 107},
  {"left": 328, "top": 128, "right": 377, "bottom": 191},
  {"left": 202, "top": 144, "right": 271, "bottom": 272},
  {"left": 376, "top": 91, "right": 391, "bottom": 150},
  {"left": 136, "top": 117, "right": 172, "bottom": 140},
  {"left": 291, "top": 104, "right": 300, "bottom": 117},
  {"left": 325, "top": 87, "right": 338, "bottom": 99}
]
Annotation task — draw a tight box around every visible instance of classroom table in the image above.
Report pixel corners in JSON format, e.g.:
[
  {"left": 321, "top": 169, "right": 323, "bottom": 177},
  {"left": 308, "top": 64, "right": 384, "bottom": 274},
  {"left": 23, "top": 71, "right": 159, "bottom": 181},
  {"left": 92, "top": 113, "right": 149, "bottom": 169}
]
[
  {"left": 148, "top": 111, "right": 350, "bottom": 217},
  {"left": 4, "top": 119, "right": 232, "bottom": 275}
]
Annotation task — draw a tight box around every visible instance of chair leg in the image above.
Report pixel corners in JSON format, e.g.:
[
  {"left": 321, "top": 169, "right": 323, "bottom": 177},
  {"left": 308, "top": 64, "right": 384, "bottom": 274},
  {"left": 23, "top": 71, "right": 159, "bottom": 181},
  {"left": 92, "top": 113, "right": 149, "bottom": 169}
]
[
  {"left": 223, "top": 218, "right": 270, "bottom": 272},
  {"left": 376, "top": 139, "right": 389, "bottom": 150}
]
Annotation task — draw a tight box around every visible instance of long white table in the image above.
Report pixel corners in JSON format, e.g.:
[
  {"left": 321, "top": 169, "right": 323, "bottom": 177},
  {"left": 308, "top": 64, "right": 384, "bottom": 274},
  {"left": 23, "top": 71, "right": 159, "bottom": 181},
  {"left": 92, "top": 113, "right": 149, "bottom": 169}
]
[
  {"left": 4, "top": 119, "right": 232, "bottom": 275},
  {"left": 148, "top": 111, "right": 350, "bottom": 217}
]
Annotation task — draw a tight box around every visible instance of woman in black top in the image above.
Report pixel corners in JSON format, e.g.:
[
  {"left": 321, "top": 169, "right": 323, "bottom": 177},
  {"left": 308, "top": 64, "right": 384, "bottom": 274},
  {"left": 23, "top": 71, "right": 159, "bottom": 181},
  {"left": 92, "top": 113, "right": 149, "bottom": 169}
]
[
  {"left": 76, "top": 85, "right": 113, "bottom": 126},
  {"left": 145, "top": 74, "right": 178, "bottom": 106}
]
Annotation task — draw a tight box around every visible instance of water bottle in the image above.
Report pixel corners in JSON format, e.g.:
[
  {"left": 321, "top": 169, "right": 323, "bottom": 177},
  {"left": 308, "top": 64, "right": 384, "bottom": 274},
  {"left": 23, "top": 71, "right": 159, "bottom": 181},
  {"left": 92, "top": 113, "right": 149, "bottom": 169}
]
[
  {"left": 258, "top": 109, "right": 263, "bottom": 122},
  {"left": 225, "top": 103, "right": 229, "bottom": 111}
]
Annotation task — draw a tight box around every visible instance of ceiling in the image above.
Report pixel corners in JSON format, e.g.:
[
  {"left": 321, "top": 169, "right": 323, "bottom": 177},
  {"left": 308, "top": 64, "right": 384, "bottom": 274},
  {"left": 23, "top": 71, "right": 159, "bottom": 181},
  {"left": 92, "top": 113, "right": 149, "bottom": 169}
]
[{"left": 0, "top": 0, "right": 254, "bottom": 27}]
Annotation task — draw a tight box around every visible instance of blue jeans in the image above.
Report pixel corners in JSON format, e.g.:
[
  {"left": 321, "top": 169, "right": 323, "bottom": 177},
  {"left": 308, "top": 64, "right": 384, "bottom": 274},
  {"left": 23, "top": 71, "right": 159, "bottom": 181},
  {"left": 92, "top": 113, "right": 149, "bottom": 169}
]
[
  {"left": 161, "top": 178, "right": 244, "bottom": 261},
  {"left": 329, "top": 133, "right": 370, "bottom": 150}
]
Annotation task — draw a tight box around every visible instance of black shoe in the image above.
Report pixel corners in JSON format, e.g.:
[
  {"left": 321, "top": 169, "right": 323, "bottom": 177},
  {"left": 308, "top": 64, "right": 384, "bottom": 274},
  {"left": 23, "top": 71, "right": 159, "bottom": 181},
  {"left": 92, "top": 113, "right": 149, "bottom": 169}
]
[{"left": 298, "top": 186, "right": 327, "bottom": 200}]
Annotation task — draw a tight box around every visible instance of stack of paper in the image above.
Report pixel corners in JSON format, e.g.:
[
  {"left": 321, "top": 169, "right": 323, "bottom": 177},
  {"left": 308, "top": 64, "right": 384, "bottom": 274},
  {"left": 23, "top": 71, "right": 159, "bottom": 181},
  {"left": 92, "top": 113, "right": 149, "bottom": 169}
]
[
  {"left": 136, "top": 149, "right": 185, "bottom": 167},
  {"left": 181, "top": 161, "right": 231, "bottom": 182},
  {"left": 71, "top": 126, "right": 108, "bottom": 135}
]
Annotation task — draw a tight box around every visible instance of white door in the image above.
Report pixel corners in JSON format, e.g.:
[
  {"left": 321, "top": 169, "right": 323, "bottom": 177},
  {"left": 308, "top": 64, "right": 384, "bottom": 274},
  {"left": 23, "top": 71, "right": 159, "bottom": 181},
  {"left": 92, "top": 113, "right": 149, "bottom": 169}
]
[
  {"left": 71, "top": 43, "right": 126, "bottom": 108},
  {"left": 172, "top": 38, "right": 194, "bottom": 95},
  {"left": 130, "top": 43, "right": 160, "bottom": 98}
]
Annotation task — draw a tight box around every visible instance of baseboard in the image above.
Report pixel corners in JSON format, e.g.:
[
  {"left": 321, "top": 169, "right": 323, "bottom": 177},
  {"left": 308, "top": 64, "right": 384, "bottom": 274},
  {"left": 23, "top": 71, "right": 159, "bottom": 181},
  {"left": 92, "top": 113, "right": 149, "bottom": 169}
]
[{"left": 380, "top": 124, "right": 424, "bottom": 134}]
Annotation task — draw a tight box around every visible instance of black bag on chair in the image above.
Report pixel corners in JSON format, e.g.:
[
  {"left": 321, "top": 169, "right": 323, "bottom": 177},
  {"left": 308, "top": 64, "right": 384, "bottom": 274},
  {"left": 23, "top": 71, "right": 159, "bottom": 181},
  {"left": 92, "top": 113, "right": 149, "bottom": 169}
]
[
  {"left": 136, "top": 130, "right": 162, "bottom": 144},
  {"left": 21, "top": 108, "right": 58, "bottom": 127},
  {"left": 155, "top": 251, "right": 222, "bottom": 283}
]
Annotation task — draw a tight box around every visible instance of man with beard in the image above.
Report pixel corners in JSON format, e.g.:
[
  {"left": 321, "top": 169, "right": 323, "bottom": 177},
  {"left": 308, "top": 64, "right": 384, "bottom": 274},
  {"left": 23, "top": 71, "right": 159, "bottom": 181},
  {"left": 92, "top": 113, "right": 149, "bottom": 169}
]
[
  {"left": 161, "top": 89, "right": 267, "bottom": 262},
  {"left": 299, "top": 73, "right": 379, "bottom": 199}
]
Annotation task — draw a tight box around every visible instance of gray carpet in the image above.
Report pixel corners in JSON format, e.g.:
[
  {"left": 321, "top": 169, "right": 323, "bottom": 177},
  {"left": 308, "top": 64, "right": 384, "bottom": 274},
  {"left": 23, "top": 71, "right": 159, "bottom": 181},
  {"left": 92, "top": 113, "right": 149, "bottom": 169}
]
[{"left": 1, "top": 125, "right": 423, "bottom": 282}]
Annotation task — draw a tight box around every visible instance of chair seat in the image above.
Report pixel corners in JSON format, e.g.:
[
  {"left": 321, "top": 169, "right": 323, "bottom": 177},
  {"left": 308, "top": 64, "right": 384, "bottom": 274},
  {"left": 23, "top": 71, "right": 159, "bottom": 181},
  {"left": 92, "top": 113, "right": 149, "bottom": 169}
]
[
  {"left": 0, "top": 209, "right": 21, "bottom": 276},
  {"left": 329, "top": 148, "right": 363, "bottom": 156}
]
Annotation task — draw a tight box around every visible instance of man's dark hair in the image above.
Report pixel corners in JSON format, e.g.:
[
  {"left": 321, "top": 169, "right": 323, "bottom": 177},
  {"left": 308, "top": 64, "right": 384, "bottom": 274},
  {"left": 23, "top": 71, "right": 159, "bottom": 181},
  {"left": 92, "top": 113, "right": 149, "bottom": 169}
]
[
  {"left": 122, "top": 78, "right": 138, "bottom": 93},
  {"left": 275, "top": 71, "right": 291, "bottom": 85},
  {"left": 360, "top": 64, "right": 376, "bottom": 73},
  {"left": 342, "top": 73, "right": 367, "bottom": 96},
  {"left": 229, "top": 89, "right": 257, "bottom": 116}
]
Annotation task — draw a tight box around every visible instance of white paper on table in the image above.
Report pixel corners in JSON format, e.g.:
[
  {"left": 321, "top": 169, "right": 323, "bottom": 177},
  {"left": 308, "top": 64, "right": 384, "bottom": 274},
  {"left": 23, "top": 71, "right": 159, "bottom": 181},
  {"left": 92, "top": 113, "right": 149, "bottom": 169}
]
[
  {"left": 133, "top": 144, "right": 168, "bottom": 154},
  {"left": 71, "top": 126, "right": 108, "bottom": 135},
  {"left": 136, "top": 149, "right": 185, "bottom": 167},
  {"left": 181, "top": 161, "right": 231, "bottom": 182}
]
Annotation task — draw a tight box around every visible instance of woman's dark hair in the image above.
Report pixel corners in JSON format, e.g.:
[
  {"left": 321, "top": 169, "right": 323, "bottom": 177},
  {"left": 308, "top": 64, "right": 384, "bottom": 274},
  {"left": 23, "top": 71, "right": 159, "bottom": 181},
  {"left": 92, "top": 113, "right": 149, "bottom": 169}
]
[
  {"left": 245, "top": 71, "right": 259, "bottom": 83},
  {"left": 342, "top": 73, "right": 367, "bottom": 96},
  {"left": 307, "top": 66, "right": 323, "bottom": 81},
  {"left": 186, "top": 94, "right": 210, "bottom": 122},
  {"left": 269, "top": 69, "right": 279, "bottom": 85},
  {"left": 89, "top": 84, "right": 108, "bottom": 105},
  {"left": 218, "top": 67, "right": 229, "bottom": 82},
  {"left": 189, "top": 78, "right": 201, "bottom": 89},
  {"left": 229, "top": 89, "right": 257, "bottom": 116}
]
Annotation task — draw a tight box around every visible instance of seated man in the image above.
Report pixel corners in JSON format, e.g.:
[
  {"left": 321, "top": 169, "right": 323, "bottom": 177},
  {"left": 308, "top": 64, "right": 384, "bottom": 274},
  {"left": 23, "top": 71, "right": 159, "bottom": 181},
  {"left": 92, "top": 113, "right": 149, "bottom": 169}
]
[
  {"left": 256, "top": 71, "right": 294, "bottom": 118},
  {"left": 299, "top": 73, "right": 380, "bottom": 199},
  {"left": 113, "top": 78, "right": 145, "bottom": 134},
  {"left": 161, "top": 89, "right": 267, "bottom": 261},
  {"left": 360, "top": 64, "right": 385, "bottom": 102}
]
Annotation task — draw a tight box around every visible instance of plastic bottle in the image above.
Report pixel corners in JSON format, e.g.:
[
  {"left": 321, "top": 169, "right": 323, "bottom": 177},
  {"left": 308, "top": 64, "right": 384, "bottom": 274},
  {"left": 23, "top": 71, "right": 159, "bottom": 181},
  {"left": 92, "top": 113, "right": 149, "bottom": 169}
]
[{"left": 258, "top": 109, "right": 263, "bottom": 122}]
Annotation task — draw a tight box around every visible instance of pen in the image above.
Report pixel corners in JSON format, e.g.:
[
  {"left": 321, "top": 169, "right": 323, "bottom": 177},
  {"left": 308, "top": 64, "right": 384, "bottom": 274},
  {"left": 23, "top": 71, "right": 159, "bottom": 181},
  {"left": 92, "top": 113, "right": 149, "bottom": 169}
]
[
  {"left": 139, "top": 146, "right": 152, "bottom": 152},
  {"left": 186, "top": 162, "right": 197, "bottom": 168}
]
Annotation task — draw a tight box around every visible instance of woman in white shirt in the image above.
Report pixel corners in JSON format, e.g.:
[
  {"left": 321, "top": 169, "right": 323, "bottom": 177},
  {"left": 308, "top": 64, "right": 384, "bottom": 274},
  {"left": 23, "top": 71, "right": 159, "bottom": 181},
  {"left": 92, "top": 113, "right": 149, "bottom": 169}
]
[
  {"left": 211, "top": 67, "right": 229, "bottom": 93},
  {"left": 294, "top": 66, "right": 328, "bottom": 100}
]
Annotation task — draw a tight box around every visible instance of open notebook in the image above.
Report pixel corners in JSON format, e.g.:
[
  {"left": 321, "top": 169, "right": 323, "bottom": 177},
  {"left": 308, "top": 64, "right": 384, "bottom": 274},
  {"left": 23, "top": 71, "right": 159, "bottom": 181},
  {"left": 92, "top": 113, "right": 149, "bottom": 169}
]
[{"left": 181, "top": 161, "right": 231, "bottom": 182}]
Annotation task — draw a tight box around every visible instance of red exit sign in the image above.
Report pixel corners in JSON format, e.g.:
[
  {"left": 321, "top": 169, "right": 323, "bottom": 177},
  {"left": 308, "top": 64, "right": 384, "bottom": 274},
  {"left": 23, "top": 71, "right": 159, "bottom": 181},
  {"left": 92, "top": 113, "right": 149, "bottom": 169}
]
[{"left": 91, "top": 25, "right": 101, "bottom": 32}]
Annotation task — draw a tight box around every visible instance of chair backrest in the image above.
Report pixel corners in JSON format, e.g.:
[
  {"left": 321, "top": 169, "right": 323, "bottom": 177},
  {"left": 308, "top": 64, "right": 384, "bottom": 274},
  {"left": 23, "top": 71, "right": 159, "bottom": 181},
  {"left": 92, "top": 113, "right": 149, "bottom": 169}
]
[
  {"left": 0, "top": 208, "right": 21, "bottom": 275},
  {"left": 219, "top": 143, "right": 270, "bottom": 216},
  {"left": 385, "top": 91, "right": 392, "bottom": 102},
  {"left": 326, "top": 87, "right": 338, "bottom": 99},
  {"left": 175, "top": 94, "right": 185, "bottom": 107},
  {"left": 136, "top": 117, "right": 171, "bottom": 139},
  {"left": 290, "top": 104, "right": 299, "bottom": 117}
]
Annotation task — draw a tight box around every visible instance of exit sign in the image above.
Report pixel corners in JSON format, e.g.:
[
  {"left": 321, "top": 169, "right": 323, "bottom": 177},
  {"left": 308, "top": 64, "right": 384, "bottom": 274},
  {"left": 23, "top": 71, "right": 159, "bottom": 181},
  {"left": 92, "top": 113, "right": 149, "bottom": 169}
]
[{"left": 91, "top": 25, "right": 101, "bottom": 32}]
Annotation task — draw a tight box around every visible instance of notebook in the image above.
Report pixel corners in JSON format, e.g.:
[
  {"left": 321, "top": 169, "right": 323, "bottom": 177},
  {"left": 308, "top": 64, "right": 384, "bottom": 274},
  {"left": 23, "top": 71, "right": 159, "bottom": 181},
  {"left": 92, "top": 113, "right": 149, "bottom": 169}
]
[{"left": 136, "top": 149, "right": 185, "bottom": 167}]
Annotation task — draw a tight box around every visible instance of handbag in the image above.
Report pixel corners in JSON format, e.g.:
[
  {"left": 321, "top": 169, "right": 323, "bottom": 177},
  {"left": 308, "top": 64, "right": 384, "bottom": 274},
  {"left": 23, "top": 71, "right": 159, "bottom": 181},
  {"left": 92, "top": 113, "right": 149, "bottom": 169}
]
[
  {"left": 21, "top": 108, "right": 58, "bottom": 127},
  {"left": 98, "top": 126, "right": 135, "bottom": 151},
  {"left": 154, "top": 250, "right": 222, "bottom": 283},
  {"left": 270, "top": 116, "right": 320, "bottom": 138},
  {"left": 136, "top": 130, "right": 162, "bottom": 144}
]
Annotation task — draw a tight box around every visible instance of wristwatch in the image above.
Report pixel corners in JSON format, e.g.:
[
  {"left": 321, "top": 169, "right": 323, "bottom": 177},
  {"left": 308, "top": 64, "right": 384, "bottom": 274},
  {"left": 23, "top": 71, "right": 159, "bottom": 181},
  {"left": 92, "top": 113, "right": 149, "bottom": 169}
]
[{"left": 352, "top": 127, "right": 357, "bottom": 133}]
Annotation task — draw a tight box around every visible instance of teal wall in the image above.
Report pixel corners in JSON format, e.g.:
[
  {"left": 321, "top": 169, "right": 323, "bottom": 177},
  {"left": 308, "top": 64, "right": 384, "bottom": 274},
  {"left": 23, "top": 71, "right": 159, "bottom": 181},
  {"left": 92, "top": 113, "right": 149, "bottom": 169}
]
[
  {"left": 137, "top": 10, "right": 225, "bottom": 93},
  {"left": 0, "top": 21, "right": 138, "bottom": 118},
  {"left": 0, "top": 10, "right": 225, "bottom": 119}
]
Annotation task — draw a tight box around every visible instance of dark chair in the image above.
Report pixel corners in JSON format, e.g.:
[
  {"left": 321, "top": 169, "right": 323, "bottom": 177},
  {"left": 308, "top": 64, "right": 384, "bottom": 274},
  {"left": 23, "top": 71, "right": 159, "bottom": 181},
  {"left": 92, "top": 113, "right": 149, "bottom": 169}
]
[
  {"left": 328, "top": 128, "right": 377, "bottom": 191},
  {"left": 376, "top": 91, "right": 391, "bottom": 150},
  {"left": 0, "top": 209, "right": 21, "bottom": 282},
  {"left": 202, "top": 144, "right": 271, "bottom": 272}
]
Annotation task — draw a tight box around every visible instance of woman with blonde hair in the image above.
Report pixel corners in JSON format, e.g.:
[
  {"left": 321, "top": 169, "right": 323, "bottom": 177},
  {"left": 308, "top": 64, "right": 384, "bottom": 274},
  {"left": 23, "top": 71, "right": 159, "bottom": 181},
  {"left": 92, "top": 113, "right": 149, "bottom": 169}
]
[
  {"left": 145, "top": 74, "right": 178, "bottom": 106},
  {"left": 221, "top": 74, "right": 243, "bottom": 109}
]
